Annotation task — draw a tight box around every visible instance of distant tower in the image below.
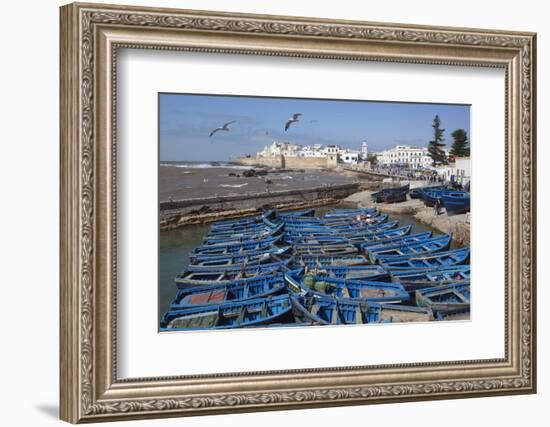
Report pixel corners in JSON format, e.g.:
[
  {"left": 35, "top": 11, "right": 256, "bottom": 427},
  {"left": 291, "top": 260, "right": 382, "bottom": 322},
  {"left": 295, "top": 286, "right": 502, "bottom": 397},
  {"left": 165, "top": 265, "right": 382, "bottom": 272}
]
[{"left": 361, "top": 140, "right": 369, "bottom": 159}]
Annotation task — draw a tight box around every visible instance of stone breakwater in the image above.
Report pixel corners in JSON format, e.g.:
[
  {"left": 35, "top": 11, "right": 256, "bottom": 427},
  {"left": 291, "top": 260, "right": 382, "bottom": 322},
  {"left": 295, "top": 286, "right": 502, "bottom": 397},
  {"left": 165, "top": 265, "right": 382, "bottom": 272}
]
[
  {"left": 344, "top": 189, "right": 470, "bottom": 246},
  {"left": 160, "top": 183, "right": 360, "bottom": 231}
]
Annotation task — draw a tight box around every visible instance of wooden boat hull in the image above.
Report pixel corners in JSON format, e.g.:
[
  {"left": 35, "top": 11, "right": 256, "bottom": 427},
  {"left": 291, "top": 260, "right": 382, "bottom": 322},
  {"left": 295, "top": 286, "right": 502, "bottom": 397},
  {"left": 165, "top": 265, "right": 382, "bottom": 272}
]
[
  {"left": 161, "top": 295, "right": 294, "bottom": 330},
  {"left": 369, "top": 234, "right": 452, "bottom": 263},
  {"left": 390, "top": 265, "right": 470, "bottom": 284},
  {"left": 290, "top": 295, "right": 371, "bottom": 325},
  {"left": 190, "top": 245, "right": 290, "bottom": 262},
  {"left": 367, "top": 302, "right": 434, "bottom": 322},
  {"left": 292, "top": 255, "right": 369, "bottom": 268},
  {"left": 372, "top": 184, "right": 410, "bottom": 203},
  {"left": 202, "top": 223, "right": 284, "bottom": 244},
  {"left": 440, "top": 192, "right": 470, "bottom": 214},
  {"left": 292, "top": 243, "right": 359, "bottom": 256},
  {"left": 380, "top": 248, "right": 470, "bottom": 269},
  {"left": 323, "top": 208, "right": 377, "bottom": 218},
  {"left": 286, "top": 273, "right": 409, "bottom": 304},
  {"left": 415, "top": 282, "right": 471, "bottom": 315},
  {"left": 192, "top": 236, "right": 281, "bottom": 255},
  {"left": 175, "top": 263, "right": 290, "bottom": 289},
  {"left": 361, "top": 231, "right": 432, "bottom": 251},
  {"left": 303, "top": 265, "right": 390, "bottom": 281},
  {"left": 380, "top": 190, "right": 408, "bottom": 203},
  {"left": 279, "top": 208, "right": 315, "bottom": 218},
  {"left": 188, "top": 253, "right": 288, "bottom": 270},
  {"left": 170, "top": 272, "right": 291, "bottom": 309}
]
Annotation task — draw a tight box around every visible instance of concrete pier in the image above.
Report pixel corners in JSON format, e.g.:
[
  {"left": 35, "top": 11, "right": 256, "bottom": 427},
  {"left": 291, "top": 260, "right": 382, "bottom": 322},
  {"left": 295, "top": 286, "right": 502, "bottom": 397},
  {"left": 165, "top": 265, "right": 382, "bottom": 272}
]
[{"left": 160, "top": 183, "right": 360, "bottom": 231}]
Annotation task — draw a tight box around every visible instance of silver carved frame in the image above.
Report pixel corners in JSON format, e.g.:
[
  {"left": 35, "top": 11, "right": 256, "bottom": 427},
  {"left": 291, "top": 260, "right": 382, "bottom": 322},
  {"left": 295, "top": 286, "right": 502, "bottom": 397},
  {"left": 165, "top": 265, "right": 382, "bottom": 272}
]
[{"left": 60, "top": 2, "right": 537, "bottom": 423}]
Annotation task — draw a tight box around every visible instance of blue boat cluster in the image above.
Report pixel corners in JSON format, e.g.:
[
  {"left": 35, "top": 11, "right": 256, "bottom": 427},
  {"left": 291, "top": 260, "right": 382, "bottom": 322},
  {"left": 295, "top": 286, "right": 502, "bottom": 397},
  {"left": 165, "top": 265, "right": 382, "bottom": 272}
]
[
  {"left": 161, "top": 208, "right": 471, "bottom": 330},
  {"left": 409, "top": 185, "right": 470, "bottom": 214}
]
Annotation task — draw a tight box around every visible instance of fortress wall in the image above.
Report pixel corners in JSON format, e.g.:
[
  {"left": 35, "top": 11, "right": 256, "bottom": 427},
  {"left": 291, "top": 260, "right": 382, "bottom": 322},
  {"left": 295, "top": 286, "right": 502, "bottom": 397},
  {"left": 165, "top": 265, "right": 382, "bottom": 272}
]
[
  {"left": 236, "top": 156, "right": 283, "bottom": 168},
  {"left": 236, "top": 155, "right": 330, "bottom": 169},
  {"left": 283, "top": 156, "right": 327, "bottom": 169}
]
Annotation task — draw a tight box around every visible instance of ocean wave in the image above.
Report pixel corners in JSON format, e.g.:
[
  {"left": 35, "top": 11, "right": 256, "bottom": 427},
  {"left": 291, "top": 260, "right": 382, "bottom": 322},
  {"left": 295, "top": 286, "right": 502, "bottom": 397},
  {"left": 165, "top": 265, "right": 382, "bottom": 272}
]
[{"left": 160, "top": 162, "right": 253, "bottom": 170}]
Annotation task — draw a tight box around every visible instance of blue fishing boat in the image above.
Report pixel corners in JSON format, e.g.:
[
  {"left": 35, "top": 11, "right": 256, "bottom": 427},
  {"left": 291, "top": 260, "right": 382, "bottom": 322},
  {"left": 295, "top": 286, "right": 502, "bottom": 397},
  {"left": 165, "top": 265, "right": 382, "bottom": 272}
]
[
  {"left": 170, "top": 271, "right": 292, "bottom": 309},
  {"left": 337, "top": 220, "right": 398, "bottom": 235},
  {"left": 346, "top": 225, "right": 413, "bottom": 245},
  {"left": 190, "top": 245, "right": 290, "bottom": 263},
  {"left": 189, "top": 251, "right": 289, "bottom": 269},
  {"left": 322, "top": 212, "right": 380, "bottom": 224},
  {"left": 283, "top": 225, "right": 330, "bottom": 234},
  {"left": 303, "top": 265, "right": 390, "bottom": 281},
  {"left": 410, "top": 185, "right": 446, "bottom": 200},
  {"left": 192, "top": 235, "right": 281, "bottom": 255},
  {"left": 210, "top": 210, "right": 274, "bottom": 230},
  {"left": 361, "top": 231, "right": 432, "bottom": 251},
  {"left": 207, "top": 221, "right": 274, "bottom": 235},
  {"left": 419, "top": 188, "right": 446, "bottom": 207},
  {"left": 327, "top": 214, "right": 389, "bottom": 229},
  {"left": 409, "top": 188, "right": 422, "bottom": 199},
  {"left": 202, "top": 222, "right": 284, "bottom": 244},
  {"left": 279, "top": 208, "right": 315, "bottom": 218},
  {"left": 292, "top": 243, "right": 359, "bottom": 256},
  {"left": 292, "top": 255, "right": 369, "bottom": 268},
  {"left": 281, "top": 217, "right": 322, "bottom": 225},
  {"left": 284, "top": 221, "right": 402, "bottom": 243},
  {"left": 440, "top": 191, "right": 470, "bottom": 214},
  {"left": 190, "top": 244, "right": 289, "bottom": 262},
  {"left": 323, "top": 208, "right": 377, "bottom": 218},
  {"left": 184, "top": 259, "right": 290, "bottom": 274},
  {"left": 367, "top": 302, "right": 434, "bottom": 322},
  {"left": 415, "top": 282, "right": 470, "bottom": 316},
  {"left": 379, "top": 248, "right": 470, "bottom": 269},
  {"left": 286, "top": 273, "right": 409, "bottom": 304},
  {"left": 290, "top": 295, "right": 433, "bottom": 325},
  {"left": 290, "top": 295, "right": 371, "bottom": 325},
  {"left": 285, "top": 235, "right": 349, "bottom": 245},
  {"left": 390, "top": 265, "right": 470, "bottom": 291},
  {"left": 380, "top": 190, "right": 408, "bottom": 203},
  {"left": 161, "top": 294, "right": 293, "bottom": 330},
  {"left": 368, "top": 234, "right": 452, "bottom": 263},
  {"left": 175, "top": 263, "right": 290, "bottom": 289},
  {"left": 372, "top": 184, "right": 410, "bottom": 203}
]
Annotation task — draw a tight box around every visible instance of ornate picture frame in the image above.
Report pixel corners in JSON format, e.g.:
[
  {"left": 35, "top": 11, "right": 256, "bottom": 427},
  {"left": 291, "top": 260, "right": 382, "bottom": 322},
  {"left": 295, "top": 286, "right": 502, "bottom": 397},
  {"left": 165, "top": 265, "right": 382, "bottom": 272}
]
[{"left": 60, "top": 2, "right": 536, "bottom": 423}]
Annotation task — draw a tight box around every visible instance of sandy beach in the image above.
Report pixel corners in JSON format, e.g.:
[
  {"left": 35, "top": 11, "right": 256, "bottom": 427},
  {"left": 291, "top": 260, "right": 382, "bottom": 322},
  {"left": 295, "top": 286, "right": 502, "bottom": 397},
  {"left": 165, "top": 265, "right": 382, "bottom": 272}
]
[{"left": 159, "top": 164, "right": 356, "bottom": 202}]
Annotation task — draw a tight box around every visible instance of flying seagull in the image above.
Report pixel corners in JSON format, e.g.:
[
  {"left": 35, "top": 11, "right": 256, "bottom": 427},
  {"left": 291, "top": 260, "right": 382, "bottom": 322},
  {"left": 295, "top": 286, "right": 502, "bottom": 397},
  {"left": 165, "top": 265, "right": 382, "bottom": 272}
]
[
  {"left": 284, "top": 113, "right": 302, "bottom": 132},
  {"left": 209, "top": 121, "right": 236, "bottom": 137}
]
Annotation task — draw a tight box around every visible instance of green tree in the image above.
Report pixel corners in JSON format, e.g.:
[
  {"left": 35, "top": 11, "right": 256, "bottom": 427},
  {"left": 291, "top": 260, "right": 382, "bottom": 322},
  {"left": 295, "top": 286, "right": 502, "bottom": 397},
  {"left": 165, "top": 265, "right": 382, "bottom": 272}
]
[
  {"left": 427, "top": 115, "right": 447, "bottom": 166},
  {"left": 366, "top": 153, "right": 378, "bottom": 166},
  {"left": 450, "top": 129, "right": 470, "bottom": 158}
]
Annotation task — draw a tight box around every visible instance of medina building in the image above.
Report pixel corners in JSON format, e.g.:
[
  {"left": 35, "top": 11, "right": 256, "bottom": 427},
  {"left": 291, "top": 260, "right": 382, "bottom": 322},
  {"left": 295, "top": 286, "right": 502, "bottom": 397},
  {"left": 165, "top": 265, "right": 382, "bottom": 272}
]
[{"left": 376, "top": 145, "right": 432, "bottom": 169}]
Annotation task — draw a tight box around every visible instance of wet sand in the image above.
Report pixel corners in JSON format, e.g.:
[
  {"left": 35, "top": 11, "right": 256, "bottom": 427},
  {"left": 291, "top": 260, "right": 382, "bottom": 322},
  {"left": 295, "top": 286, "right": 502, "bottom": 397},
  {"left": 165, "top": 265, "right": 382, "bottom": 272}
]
[{"left": 160, "top": 165, "right": 356, "bottom": 202}]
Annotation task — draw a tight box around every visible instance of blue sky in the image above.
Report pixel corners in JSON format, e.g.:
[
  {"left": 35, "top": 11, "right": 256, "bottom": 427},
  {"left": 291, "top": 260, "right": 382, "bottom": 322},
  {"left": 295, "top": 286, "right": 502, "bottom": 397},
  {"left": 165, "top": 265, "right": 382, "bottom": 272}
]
[{"left": 159, "top": 93, "right": 470, "bottom": 161}]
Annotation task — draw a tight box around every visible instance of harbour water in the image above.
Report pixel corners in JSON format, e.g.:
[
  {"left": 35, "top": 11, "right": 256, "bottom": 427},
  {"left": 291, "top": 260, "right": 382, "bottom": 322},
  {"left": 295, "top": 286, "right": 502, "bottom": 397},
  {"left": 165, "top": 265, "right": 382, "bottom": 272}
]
[{"left": 158, "top": 204, "right": 434, "bottom": 325}]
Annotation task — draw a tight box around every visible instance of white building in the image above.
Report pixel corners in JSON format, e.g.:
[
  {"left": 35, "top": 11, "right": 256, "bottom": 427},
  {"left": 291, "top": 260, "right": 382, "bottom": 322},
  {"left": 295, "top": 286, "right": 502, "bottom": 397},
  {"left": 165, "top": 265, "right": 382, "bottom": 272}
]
[
  {"left": 322, "top": 144, "right": 342, "bottom": 155},
  {"left": 258, "top": 141, "right": 302, "bottom": 157},
  {"left": 256, "top": 141, "right": 365, "bottom": 165},
  {"left": 437, "top": 157, "right": 471, "bottom": 185},
  {"left": 340, "top": 148, "right": 361, "bottom": 164},
  {"left": 377, "top": 145, "right": 432, "bottom": 169},
  {"left": 299, "top": 145, "right": 326, "bottom": 157},
  {"left": 361, "top": 140, "right": 368, "bottom": 159}
]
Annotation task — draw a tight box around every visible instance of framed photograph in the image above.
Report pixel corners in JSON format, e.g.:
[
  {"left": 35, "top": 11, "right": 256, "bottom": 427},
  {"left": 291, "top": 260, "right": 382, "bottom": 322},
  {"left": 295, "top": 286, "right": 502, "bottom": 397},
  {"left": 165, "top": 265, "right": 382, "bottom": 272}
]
[{"left": 60, "top": 2, "right": 537, "bottom": 423}]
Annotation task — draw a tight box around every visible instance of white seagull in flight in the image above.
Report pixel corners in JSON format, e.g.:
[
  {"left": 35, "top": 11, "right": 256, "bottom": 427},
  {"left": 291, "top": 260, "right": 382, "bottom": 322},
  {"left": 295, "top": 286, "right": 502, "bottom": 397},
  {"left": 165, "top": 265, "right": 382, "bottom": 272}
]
[
  {"left": 284, "top": 113, "right": 302, "bottom": 132},
  {"left": 209, "top": 121, "right": 236, "bottom": 137}
]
